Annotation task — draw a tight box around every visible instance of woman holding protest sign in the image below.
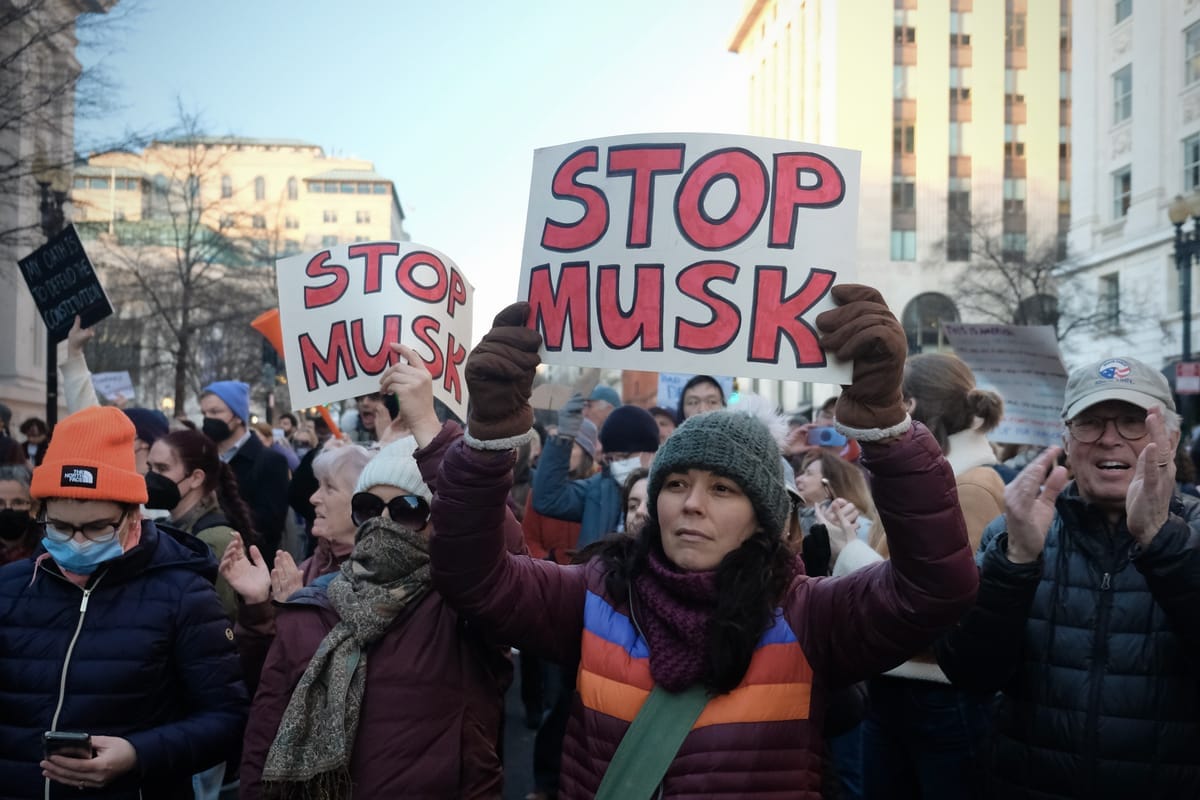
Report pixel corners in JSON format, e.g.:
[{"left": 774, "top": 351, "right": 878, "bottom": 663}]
[
  {"left": 430, "top": 289, "right": 978, "bottom": 798},
  {"left": 238, "top": 344, "right": 524, "bottom": 799}
]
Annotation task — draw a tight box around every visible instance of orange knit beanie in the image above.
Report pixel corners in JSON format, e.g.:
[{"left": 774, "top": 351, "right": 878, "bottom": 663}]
[{"left": 31, "top": 406, "right": 149, "bottom": 504}]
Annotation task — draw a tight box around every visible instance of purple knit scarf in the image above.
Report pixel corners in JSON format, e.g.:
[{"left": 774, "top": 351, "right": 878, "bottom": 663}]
[{"left": 632, "top": 548, "right": 720, "bottom": 692}]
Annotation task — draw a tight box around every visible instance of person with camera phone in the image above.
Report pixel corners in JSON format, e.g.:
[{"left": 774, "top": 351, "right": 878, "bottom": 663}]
[{"left": 0, "top": 407, "right": 247, "bottom": 797}]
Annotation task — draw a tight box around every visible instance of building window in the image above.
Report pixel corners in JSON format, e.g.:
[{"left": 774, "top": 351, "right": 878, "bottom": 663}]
[
  {"left": 73, "top": 176, "right": 86, "bottom": 189},
  {"left": 1060, "top": 70, "right": 1070, "bottom": 100},
  {"left": 893, "top": 66, "right": 914, "bottom": 99},
  {"left": 1100, "top": 273, "right": 1120, "bottom": 330},
  {"left": 323, "top": 210, "right": 337, "bottom": 223},
  {"left": 324, "top": 181, "right": 338, "bottom": 193},
  {"left": 372, "top": 183, "right": 388, "bottom": 195},
  {"left": 894, "top": 10, "right": 916, "bottom": 44},
  {"left": 1113, "top": 65, "right": 1132, "bottom": 123},
  {"left": 949, "top": 122, "right": 970, "bottom": 156},
  {"left": 946, "top": 233, "right": 971, "bottom": 261},
  {"left": 254, "top": 176, "right": 266, "bottom": 201},
  {"left": 283, "top": 240, "right": 302, "bottom": 255},
  {"left": 287, "top": 176, "right": 298, "bottom": 201},
  {"left": 948, "top": 177, "right": 970, "bottom": 217},
  {"left": 902, "top": 292, "right": 959, "bottom": 353},
  {"left": 1003, "top": 178, "right": 1027, "bottom": 214},
  {"left": 356, "top": 210, "right": 371, "bottom": 224},
  {"left": 949, "top": 67, "right": 971, "bottom": 101},
  {"left": 185, "top": 176, "right": 200, "bottom": 200},
  {"left": 1059, "top": 125, "right": 1070, "bottom": 159},
  {"left": 321, "top": 235, "right": 338, "bottom": 247},
  {"left": 950, "top": 11, "right": 971, "bottom": 46},
  {"left": 284, "top": 216, "right": 299, "bottom": 230},
  {"left": 221, "top": 175, "right": 232, "bottom": 198},
  {"left": 1005, "top": 69, "right": 1025, "bottom": 103},
  {"left": 892, "top": 177, "right": 916, "bottom": 211},
  {"left": 1059, "top": 178, "right": 1071, "bottom": 216},
  {"left": 252, "top": 215, "right": 266, "bottom": 229},
  {"left": 218, "top": 214, "right": 234, "bottom": 229},
  {"left": 1004, "top": 124, "right": 1025, "bottom": 157},
  {"left": 1016, "top": 294, "right": 1060, "bottom": 326},
  {"left": 1005, "top": 9, "right": 1026, "bottom": 49},
  {"left": 357, "top": 182, "right": 371, "bottom": 194},
  {"left": 1113, "top": 168, "right": 1132, "bottom": 218},
  {"left": 890, "top": 229, "right": 917, "bottom": 261},
  {"left": 893, "top": 123, "right": 916, "bottom": 155},
  {"left": 1001, "top": 232, "right": 1027, "bottom": 261},
  {"left": 340, "top": 183, "right": 355, "bottom": 193},
  {"left": 1185, "top": 134, "right": 1200, "bottom": 192},
  {"left": 309, "top": 182, "right": 322, "bottom": 193},
  {"left": 1115, "top": 0, "right": 1132, "bottom": 24},
  {"left": 1187, "top": 23, "right": 1200, "bottom": 85}
]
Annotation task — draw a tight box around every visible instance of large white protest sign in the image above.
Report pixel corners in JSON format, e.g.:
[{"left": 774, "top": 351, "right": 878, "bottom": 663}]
[
  {"left": 518, "top": 133, "right": 858, "bottom": 382},
  {"left": 941, "top": 323, "right": 1068, "bottom": 447},
  {"left": 276, "top": 241, "right": 473, "bottom": 421}
]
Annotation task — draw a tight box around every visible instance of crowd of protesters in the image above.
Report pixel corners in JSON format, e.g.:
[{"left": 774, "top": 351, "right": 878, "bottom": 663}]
[{"left": 0, "top": 284, "right": 1197, "bottom": 800}]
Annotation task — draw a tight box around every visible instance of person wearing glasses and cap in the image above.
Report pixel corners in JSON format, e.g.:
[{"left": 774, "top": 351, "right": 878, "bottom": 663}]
[
  {"left": 937, "top": 356, "right": 1200, "bottom": 799},
  {"left": 0, "top": 406, "right": 247, "bottom": 797},
  {"left": 238, "top": 433, "right": 512, "bottom": 799}
]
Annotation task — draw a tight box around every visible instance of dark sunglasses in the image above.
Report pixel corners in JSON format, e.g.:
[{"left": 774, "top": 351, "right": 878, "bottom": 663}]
[{"left": 350, "top": 492, "right": 430, "bottom": 528}]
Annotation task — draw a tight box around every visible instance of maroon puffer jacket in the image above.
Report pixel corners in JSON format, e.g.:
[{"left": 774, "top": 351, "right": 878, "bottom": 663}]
[
  {"left": 431, "top": 423, "right": 978, "bottom": 798},
  {"left": 239, "top": 588, "right": 510, "bottom": 798}
]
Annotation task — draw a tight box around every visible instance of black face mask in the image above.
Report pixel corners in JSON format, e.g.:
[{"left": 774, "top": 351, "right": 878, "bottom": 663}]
[
  {"left": 0, "top": 508, "right": 33, "bottom": 542},
  {"left": 144, "top": 471, "right": 183, "bottom": 511},
  {"left": 202, "top": 417, "right": 233, "bottom": 443}
]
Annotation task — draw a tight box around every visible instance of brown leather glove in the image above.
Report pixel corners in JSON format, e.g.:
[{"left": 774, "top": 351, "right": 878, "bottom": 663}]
[
  {"left": 815, "top": 284, "right": 909, "bottom": 434},
  {"left": 465, "top": 302, "right": 542, "bottom": 442}
]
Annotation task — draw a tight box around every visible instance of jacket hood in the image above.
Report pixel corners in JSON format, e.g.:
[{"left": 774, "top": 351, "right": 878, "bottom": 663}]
[{"left": 36, "top": 520, "right": 218, "bottom": 586}]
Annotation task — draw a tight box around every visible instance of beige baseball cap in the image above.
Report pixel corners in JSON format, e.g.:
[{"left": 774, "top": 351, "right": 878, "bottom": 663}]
[{"left": 1061, "top": 357, "right": 1175, "bottom": 420}]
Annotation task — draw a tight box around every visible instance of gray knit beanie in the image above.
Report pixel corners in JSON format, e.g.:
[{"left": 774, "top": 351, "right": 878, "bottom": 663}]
[{"left": 647, "top": 410, "right": 788, "bottom": 538}]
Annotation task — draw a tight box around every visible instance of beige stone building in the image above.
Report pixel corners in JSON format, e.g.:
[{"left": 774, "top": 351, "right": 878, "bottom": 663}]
[
  {"left": 729, "top": 0, "right": 1072, "bottom": 405},
  {"left": 71, "top": 136, "right": 408, "bottom": 255},
  {"left": 0, "top": 0, "right": 116, "bottom": 426}
]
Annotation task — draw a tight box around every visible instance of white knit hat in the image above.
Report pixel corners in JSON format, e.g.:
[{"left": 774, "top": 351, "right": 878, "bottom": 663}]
[{"left": 353, "top": 436, "right": 432, "bottom": 503}]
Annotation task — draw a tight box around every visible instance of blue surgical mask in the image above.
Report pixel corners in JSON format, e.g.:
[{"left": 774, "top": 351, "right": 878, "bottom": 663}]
[{"left": 41, "top": 536, "right": 124, "bottom": 575}]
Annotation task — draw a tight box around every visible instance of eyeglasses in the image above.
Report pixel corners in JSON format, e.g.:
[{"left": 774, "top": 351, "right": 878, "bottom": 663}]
[
  {"left": 39, "top": 511, "right": 128, "bottom": 544},
  {"left": 1066, "top": 413, "right": 1148, "bottom": 444},
  {"left": 350, "top": 492, "right": 430, "bottom": 528}
]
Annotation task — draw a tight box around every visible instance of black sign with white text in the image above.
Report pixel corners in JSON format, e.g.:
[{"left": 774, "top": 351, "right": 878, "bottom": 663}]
[{"left": 17, "top": 224, "right": 113, "bottom": 342}]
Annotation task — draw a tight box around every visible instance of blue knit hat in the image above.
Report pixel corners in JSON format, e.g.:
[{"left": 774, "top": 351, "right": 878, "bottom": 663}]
[
  {"left": 201, "top": 380, "right": 251, "bottom": 423},
  {"left": 588, "top": 385, "right": 620, "bottom": 407}
]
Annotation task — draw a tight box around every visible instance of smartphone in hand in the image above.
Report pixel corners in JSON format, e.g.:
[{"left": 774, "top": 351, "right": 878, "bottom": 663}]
[{"left": 43, "top": 731, "right": 93, "bottom": 759}]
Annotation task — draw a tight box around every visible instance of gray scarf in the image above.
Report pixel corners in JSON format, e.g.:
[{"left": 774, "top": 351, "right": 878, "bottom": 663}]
[{"left": 262, "top": 516, "right": 432, "bottom": 799}]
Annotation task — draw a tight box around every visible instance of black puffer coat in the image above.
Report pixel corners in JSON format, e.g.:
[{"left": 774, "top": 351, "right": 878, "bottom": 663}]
[
  {"left": 937, "top": 485, "right": 1200, "bottom": 799},
  {"left": 0, "top": 522, "right": 248, "bottom": 799}
]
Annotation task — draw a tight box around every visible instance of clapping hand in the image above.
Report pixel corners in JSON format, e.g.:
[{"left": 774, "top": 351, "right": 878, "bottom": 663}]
[
  {"left": 218, "top": 531, "right": 271, "bottom": 604},
  {"left": 1003, "top": 447, "right": 1069, "bottom": 563}
]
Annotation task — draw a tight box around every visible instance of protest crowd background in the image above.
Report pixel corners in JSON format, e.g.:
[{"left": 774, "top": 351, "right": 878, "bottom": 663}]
[{"left": 1, "top": 274, "right": 1198, "bottom": 799}]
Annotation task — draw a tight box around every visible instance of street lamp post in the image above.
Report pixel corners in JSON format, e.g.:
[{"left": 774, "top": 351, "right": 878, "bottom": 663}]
[{"left": 33, "top": 157, "right": 68, "bottom": 433}]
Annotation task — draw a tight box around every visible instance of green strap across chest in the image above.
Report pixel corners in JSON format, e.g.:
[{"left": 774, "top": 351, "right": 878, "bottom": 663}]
[{"left": 594, "top": 683, "right": 709, "bottom": 800}]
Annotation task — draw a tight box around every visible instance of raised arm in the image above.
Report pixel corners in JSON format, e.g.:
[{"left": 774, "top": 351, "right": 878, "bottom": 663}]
[
  {"left": 795, "top": 284, "right": 978, "bottom": 683},
  {"left": 430, "top": 303, "right": 587, "bottom": 663}
]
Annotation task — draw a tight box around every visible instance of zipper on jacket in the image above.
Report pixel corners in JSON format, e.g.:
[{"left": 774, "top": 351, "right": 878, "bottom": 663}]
[
  {"left": 1081, "top": 570, "right": 1115, "bottom": 797},
  {"left": 44, "top": 573, "right": 103, "bottom": 800}
]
